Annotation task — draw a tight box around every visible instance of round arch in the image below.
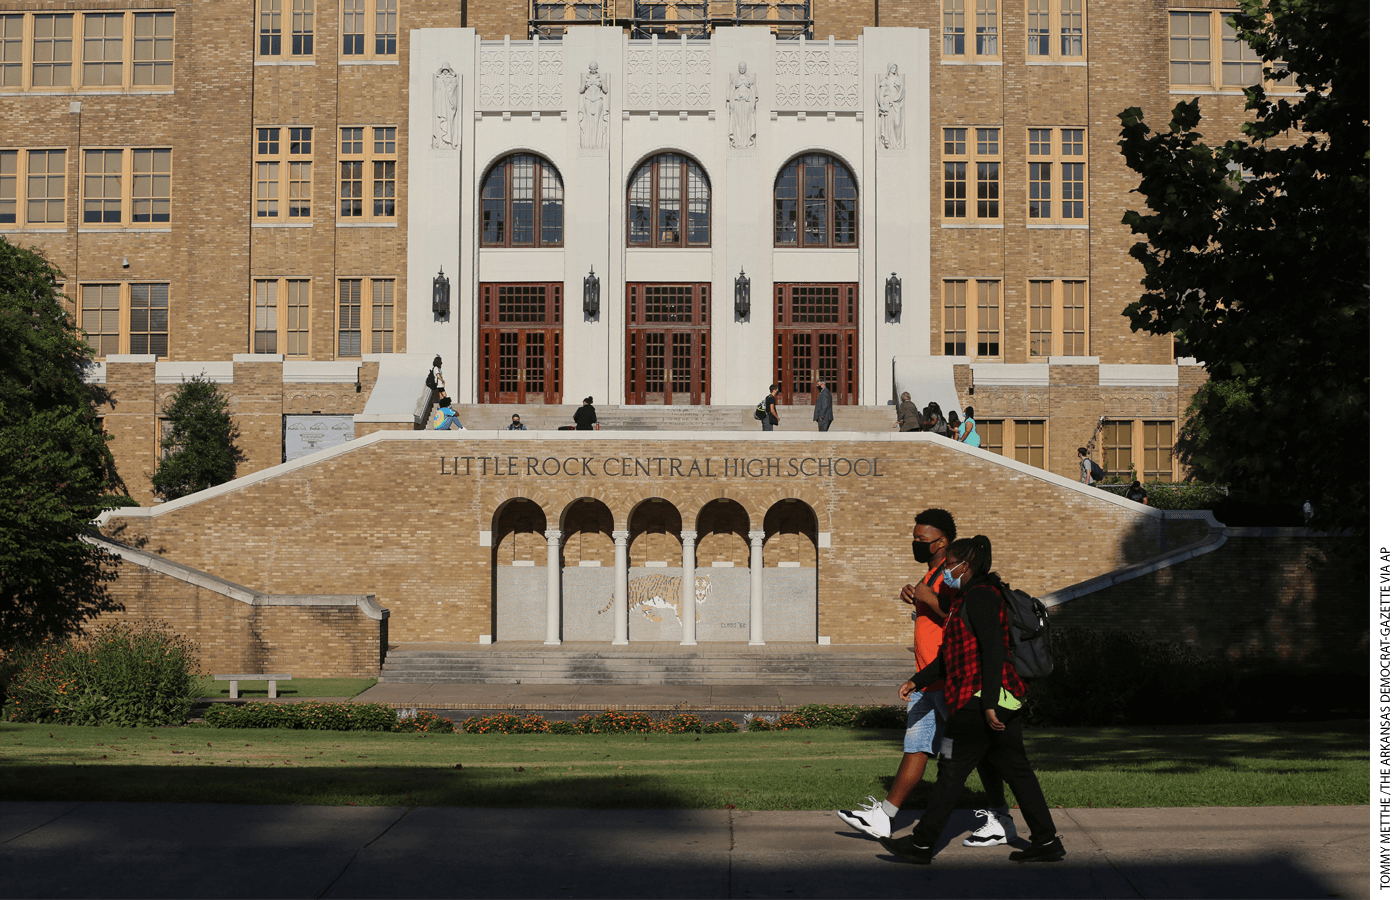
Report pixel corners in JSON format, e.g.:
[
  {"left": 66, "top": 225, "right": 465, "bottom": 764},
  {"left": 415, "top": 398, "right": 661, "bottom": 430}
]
[
  {"left": 491, "top": 496, "right": 549, "bottom": 642},
  {"left": 772, "top": 151, "right": 859, "bottom": 248},
  {"left": 695, "top": 497, "right": 751, "bottom": 568},
  {"left": 625, "top": 151, "right": 712, "bottom": 248},
  {"left": 478, "top": 151, "right": 564, "bottom": 248},
  {"left": 761, "top": 497, "right": 819, "bottom": 568},
  {"left": 626, "top": 496, "right": 683, "bottom": 567}
]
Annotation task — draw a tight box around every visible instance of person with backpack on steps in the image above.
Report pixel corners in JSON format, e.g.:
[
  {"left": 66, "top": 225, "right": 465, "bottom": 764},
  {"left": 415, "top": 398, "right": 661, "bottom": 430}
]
[
  {"left": 1079, "top": 447, "right": 1105, "bottom": 484},
  {"left": 878, "top": 535, "right": 1065, "bottom": 866}
]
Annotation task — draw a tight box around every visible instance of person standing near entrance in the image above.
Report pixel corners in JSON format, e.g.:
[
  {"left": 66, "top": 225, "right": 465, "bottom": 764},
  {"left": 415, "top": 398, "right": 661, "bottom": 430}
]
[
  {"left": 762, "top": 384, "right": 780, "bottom": 431},
  {"left": 813, "top": 379, "right": 834, "bottom": 432},
  {"left": 896, "top": 392, "right": 921, "bottom": 432},
  {"left": 573, "top": 396, "right": 598, "bottom": 431}
]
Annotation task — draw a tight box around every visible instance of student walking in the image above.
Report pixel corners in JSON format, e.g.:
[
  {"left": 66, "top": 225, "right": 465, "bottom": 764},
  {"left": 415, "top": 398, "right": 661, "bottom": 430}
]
[
  {"left": 761, "top": 384, "right": 780, "bottom": 431},
  {"left": 879, "top": 536, "right": 1065, "bottom": 865},
  {"left": 813, "top": 379, "right": 834, "bottom": 432},
  {"left": 836, "top": 510, "right": 1011, "bottom": 847}
]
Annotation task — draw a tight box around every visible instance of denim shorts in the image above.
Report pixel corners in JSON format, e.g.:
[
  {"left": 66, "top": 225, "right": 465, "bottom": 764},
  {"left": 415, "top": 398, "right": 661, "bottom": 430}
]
[{"left": 903, "top": 688, "right": 948, "bottom": 754}]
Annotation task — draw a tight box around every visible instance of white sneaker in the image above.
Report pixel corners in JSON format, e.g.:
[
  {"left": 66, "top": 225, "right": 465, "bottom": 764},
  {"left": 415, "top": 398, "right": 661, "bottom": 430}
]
[
  {"left": 963, "top": 809, "right": 1012, "bottom": 846},
  {"left": 836, "top": 796, "right": 892, "bottom": 839}
]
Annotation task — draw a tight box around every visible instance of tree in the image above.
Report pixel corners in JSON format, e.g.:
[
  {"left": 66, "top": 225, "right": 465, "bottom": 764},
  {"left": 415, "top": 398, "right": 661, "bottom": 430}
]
[
  {"left": 150, "top": 375, "right": 241, "bottom": 501},
  {"left": 0, "top": 237, "right": 133, "bottom": 648},
  {"left": 1117, "top": 0, "right": 1367, "bottom": 536}
]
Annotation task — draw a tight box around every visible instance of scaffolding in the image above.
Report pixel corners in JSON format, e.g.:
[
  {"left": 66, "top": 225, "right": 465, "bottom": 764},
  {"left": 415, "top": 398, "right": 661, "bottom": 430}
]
[{"left": 529, "top": 0, "right": 814, "bottom": 40}]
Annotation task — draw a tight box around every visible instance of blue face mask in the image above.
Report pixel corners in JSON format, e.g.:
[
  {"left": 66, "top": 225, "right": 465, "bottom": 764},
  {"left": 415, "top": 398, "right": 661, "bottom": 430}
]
[{"left": 942, "top": 565, "right": 962, "bottom": 590}]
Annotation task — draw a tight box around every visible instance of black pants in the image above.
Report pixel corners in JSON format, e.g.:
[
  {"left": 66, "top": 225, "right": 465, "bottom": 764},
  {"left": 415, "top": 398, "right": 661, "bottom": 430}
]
[{"left": 912, "top": 701, "right": 1057, "bottom": 846}]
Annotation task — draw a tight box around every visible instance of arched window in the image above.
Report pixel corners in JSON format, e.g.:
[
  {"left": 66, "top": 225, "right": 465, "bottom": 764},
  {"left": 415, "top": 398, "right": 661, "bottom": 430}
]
[
  {"left": 627, "top": 153, "right": 710, "bottom": 247},
  {"left": 774, "top": 154, "right": 857, "bottom": 247},
  {"left": 481, "top": 154, "right": 563, "bottom": 247}
]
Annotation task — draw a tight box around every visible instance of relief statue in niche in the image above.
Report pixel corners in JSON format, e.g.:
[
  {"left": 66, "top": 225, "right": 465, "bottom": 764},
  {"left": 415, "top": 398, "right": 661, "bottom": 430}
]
[
  {"left": 432, "top": 66, "right": 460, "bottom": 150},
  {"left": 727, "top": 61, "right": 757, "bottom": 149},
  {"left": 876, "top": 62, "right": 905, "bottom": 150},
  {"left": 579, "top": 61, "right": 610, "bottom": 149}
]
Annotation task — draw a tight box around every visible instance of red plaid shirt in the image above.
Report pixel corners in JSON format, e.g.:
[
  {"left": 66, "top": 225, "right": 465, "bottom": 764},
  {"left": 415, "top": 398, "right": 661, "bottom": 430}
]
[{"left": 941, "top": 581, "right": 1027, "bottom": 712}]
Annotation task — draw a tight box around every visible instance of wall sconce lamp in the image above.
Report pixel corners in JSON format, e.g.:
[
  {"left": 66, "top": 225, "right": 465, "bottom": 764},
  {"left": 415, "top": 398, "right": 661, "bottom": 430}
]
[
  {"left": 583, "top": 266, "right": 601, "bottom": 320},
  {"left": 734, "top": 267, "right": 751, "bottom": 320},
  {"left": 885, "top": 272, "right": 902, "bottom": 319},
  {"left": 432, "top": 267, "right": 451, "bottom": 317}
]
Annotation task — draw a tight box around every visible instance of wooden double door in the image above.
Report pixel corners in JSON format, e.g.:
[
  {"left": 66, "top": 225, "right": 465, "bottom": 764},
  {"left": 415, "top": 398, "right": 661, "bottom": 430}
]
[
  {"left": 625, "top": 283, "right": 710, "bottom": 405},
  {"left": 772, "top": 283, "right": 858, "bottom": 405},
  {"left": 479, "top": 283, "right": 562, "bottom": 404}
]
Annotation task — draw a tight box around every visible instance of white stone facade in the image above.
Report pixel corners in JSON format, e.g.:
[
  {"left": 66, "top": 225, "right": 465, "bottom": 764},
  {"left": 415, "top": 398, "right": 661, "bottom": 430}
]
[{"left": 407, "top": 27, "right": 931, "bottom": 407}]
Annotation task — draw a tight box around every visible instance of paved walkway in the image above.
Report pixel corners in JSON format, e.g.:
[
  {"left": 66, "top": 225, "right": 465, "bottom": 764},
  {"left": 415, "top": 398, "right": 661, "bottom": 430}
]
[
  {"left": 0, "top": 802, "right": 1366, "bottom": 898},
  {"left": 356, "top": 681, "right": 900, "bottom": 711}
]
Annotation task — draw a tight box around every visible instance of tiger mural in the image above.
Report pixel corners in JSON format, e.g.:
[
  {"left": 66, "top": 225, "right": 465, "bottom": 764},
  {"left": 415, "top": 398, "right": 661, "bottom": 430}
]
[{"left": 597, "top": 573, "right": 713, "bottom": 625}]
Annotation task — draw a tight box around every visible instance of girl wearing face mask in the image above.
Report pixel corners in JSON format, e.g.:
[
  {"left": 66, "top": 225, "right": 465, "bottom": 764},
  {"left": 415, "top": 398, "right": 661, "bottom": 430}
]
[{"left": 878, "top": 536, "right": 1066, "bottom": 866}]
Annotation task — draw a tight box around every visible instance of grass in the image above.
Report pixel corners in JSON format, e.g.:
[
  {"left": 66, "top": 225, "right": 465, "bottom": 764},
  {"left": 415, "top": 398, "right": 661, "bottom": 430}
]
[
  {"left": 0, "top": 719, "right": 1364, "bottom": 809},
  {"left": 194, "top": 677, "right": 378, "bottom": 699}
]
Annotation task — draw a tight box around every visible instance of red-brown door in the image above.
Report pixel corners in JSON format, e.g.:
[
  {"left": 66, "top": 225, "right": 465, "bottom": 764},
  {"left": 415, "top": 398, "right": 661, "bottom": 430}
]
[
  {"left": 479, "top": 283, "right": 562, "bottom": 404},
  {"left": 773, "top": 284, "right": 857, "bottom": 405},
  {"left": 625, "top": 283, "right": 710, "bottom": 405}
]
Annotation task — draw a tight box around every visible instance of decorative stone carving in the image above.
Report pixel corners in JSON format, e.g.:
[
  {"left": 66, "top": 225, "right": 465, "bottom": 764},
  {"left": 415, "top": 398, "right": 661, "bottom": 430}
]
[
  {"left": 579, "top": 61, "right": 610, "bottom": 149},
  {"left": 624, "top": 41, "right": 712, "bottom": 110},
  {"left": 772, "top": 40, "right": 859, "bottom": 111},
  {"left": 876, "top": 62, "right": 905, "bottom": 149},
  {"left": 727, "top": 61, "right": 757, "bottom": 149},
  {"left": 478, "top": 42, "right": 564, "bottom": 111},
  {"left": 432, "top": 66, "right": 460, "bottom": 151}
]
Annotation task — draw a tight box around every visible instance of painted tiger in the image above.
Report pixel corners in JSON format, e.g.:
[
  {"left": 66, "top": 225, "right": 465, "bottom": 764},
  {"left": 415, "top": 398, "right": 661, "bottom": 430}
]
[{"left": 597, "top": 573, "right": 713, "bottom": 625}]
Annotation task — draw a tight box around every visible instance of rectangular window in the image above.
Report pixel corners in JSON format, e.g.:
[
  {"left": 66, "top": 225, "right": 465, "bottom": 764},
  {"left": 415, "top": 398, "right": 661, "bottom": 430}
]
[
  {"left": 261, "top": 0, "right": 313, "bottom": 59},
  {"left": 133, "top": 13, "right": 174, "bottom": 85},
  {"left": 1102, "top": 420, "right": 1133, "bottom": 478},
  {"left": 1028, "top": 278, "right": 1089, "bottom": 357},
  {"left": 943, "top": 0, "right": 965, "bottom": 56},
  {"left": 982, "top": 419, "right": 1004, "bottom": 456},
  {"left": 1, "top": 148, "right": 67, "bottom": 226},
  {"left": 1170, "top": 10, "right": 1268, "bottom": 90},
  {"left": 82, "top": 147, "right": 173, "bottom": 228},
  {"left": 944, "top": 0, "right": 999, "bottom": 59},
  {"left": 343, "top": 0, "right": 394, "bottom": 58},
  {"left": 975, "top": 279, "right": 1001, "bottom": 357},
  {"left": 251, "top": 277, "right": 311, "bottom": 356},
  {"left": 82, "top": 13, "right": 124, "bottom": 87},
  {"left": 1060, "top": 0, "right": 1083, "bottom": 57},
  {"left": 1013, "top": 420, "right": 1046, "bottom": 469},
  {"left": 1028, "top": 127, "right": 1086, "bottom": 224},
  {"left": 260, "top": 0, "right": 282, "bottom": 56},
  {"left": 292, "top": 0, "right": 314, "bottom": 55},
  {"left": 1221, "top": 17, "right": 1263, "bottom": 87},
  {"left": 254, "top": 127, "right": 312, "bottom": 222},
  {"left": 975, "top": 0, "right": 998, "bottom": 56},
  {"left": 1029, "top": 0, "right": 1083, "bottom": 59},
  {"left": 31, "top": 14, "right": 74, "bottom": 88},
  {"left": 1143, "top": 420, "right": 1174, "bottom": 481},
  {"left": 337, "top": 276, "right": 393, "bottom": 356},
  {"left": 942, "top": 279, "right": 967, "bottom": 356},
  {"left": 339, "top": 126, "right": 395, "bottom": 220},
  {"left": 943, "top": 127, "right": 1000, "bottom": 221},
  {"left": 80, "top": 282, "right": 170, "bottom": 358},
  {"left": 1, "top": 15, "right": 22, "bottom": 87}
]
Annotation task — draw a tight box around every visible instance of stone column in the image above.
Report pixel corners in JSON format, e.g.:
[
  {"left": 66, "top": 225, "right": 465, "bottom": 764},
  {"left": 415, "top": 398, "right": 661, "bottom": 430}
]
[
  {"left": 680, "top": 530, "right": 698, "bottom": 646},
  {"left": 612, "top": 530, "right": 629, "bottom": 645},
  {"left": 748, "top": 530, "right": 765, "bottom": 645},
  {"left": 544, "top": 529, "right": 562, "bottom": 645}
]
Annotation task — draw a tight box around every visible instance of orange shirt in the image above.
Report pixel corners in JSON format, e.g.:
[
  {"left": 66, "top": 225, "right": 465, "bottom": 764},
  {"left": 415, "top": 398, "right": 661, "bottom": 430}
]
[{"left": 913, "top": 568, "right": 947, "bottom": 691}]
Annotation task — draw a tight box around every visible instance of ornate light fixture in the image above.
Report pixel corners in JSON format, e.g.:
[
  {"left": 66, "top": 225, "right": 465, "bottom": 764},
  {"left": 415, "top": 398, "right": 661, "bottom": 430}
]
[
  {"left": 432, "top": 267, "right": 451, "bottom": 317},
  {"left": 885, "top": 272, "right": 902, "bottom": 319},
  {"left": 583, "top": 266, "right": 600, "bottom": 320},
  {"left": 734, "top": 267, "right": 751, "bottom": 320}
]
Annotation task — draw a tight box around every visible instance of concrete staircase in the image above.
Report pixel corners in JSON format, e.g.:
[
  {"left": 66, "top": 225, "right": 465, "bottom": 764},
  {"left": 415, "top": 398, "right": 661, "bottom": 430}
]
[
  {"left": 453, "top": 404, "right": 899, "bottom": 433},
  {"left": 379, "top": 642, "right": 913, "bottom": 686}
]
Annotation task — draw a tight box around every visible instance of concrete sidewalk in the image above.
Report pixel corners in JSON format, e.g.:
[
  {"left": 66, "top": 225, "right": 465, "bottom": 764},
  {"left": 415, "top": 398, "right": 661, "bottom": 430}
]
[
  {"left": 0, "top": 802, "right": 1365, "bottom": 899},
  {"left": 356, "top": 681, "right": 900, "bottom": 711}
]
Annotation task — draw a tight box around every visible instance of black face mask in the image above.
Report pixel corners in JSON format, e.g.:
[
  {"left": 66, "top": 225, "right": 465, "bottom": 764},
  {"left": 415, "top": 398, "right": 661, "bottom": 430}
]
[{"left": 912, "top": 541, "right": 935, "bottom": 564}]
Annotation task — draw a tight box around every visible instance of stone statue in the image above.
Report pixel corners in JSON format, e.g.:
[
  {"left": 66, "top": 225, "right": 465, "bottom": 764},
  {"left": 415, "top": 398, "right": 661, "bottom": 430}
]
[
  {"left": 876, "top": 62, "right": 906, "bottom": 150},
  {"left": 432, "top": 66, "right": 459, "bottom": 151},
  {"left": 727, "top": 61, "right": 757, "bottom": 149},
  {"left": 579, "top": 61, "right": 609, "bottom": 149}
]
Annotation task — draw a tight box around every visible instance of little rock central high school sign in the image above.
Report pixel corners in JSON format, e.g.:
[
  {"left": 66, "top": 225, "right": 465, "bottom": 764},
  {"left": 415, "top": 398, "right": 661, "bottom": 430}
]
[{"left": 97, "top": 431, "right": 1183, "bottom": 653}]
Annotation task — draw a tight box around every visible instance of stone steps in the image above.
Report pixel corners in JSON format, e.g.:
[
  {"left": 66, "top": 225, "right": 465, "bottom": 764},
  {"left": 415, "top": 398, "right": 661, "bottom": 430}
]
[
  {"left": 451, "top": 404, "right": 899, "bottom": 434},
  {"left": 379, "top": 643, "right": 914, "bottom": 685}
]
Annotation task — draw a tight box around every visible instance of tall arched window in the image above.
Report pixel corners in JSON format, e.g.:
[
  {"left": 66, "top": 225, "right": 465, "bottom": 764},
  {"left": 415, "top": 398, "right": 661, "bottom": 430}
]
[
  {"left": 774, "top": 154, "right": 857, "bottom": 247},
  {"left": 627, "top": 153, "right": 710, "bottom": 247},
  {"left": 480, "top": 154, "right": 563, "bottom": 247}
]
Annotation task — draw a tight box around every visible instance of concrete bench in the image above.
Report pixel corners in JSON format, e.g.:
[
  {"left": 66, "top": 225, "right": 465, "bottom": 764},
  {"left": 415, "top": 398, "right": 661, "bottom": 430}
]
[{"left": 214, "top": 674, "right": 292, "bottom": 700}]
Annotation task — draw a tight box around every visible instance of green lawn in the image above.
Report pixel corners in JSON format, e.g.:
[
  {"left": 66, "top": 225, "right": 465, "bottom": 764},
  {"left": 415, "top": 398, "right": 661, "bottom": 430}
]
[
  {"left": 194, "top": 677, "right": 378, "bottom": 699},
  {"left": 0, "top": 720, "right": 1364, "bottom": 809}
]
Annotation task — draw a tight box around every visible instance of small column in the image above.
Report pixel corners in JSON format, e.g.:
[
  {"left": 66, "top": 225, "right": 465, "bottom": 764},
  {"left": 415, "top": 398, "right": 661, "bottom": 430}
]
[
  {"left": 748, "top": 530, "right": 766, "bottom": 646},
  {"left": 612, "top": 530, "right": 629, "bottom": 645},
  {"left": 680, "top": 530, "right": 698, "bottom": 646},
  {"left": 544, "top": 529, "right": 562, "bottom": 645}
]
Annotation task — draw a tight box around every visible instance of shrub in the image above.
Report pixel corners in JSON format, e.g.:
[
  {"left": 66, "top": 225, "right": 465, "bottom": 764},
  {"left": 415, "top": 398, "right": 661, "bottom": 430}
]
[
  {"left": 5, "top": 620, "right": 200, "bottom": 727},
  {"left": 702, "top": 718, "right": 739, "bottom": 734},
  {"left": 203, "top": 700, "right": 400, "bottom": 731},
  {"left": 1096, "top": 481, "right": 1229, "bottom": 510},
  {"left": 394, "top": 710, "right": 456, "bottom": 734},
  {"left": 656, "top": 713, "right": 703, "bottom": 734},
  {"left": 547, "top": 719, "right": 579, "bottom": 735},
  {"left": 573, "top": 710, "right": 654, "bottom": 734},
  {"left": 1023, "top": 627, "right": 1233, "bottom": 727},
  {"left": 459, "top": 713, "right": 552, "bottom": 734}
]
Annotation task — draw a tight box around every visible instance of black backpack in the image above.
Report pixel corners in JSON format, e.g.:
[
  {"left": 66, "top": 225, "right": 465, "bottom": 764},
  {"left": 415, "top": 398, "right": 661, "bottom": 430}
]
[
  {"left": 754, "top": 400, "right": 767, "bottom": 421},
  {"left": 1088, "top": 460, "right": 1106, "bottom": 482},
  {"left": 962, "top": 580, "right": 1055, "bottom": 680}
]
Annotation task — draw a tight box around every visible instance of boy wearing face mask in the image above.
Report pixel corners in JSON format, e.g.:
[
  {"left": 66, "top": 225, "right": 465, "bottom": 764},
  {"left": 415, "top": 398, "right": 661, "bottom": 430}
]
[{"left": 837, "top": 509, "right": 1010, "bottom": 844}]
